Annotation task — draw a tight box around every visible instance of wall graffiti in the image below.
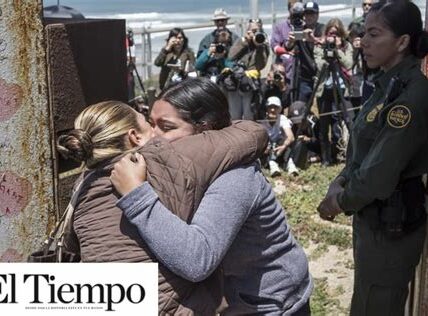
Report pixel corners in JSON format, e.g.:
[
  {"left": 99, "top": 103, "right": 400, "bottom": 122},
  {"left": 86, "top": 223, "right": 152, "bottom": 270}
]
[
  {"left": 0, "top": 171, "right": 32, "bottom": 216},
  {"left": 0, "top": 248, "right": 23, "bottom": 262},
  {"left": 0, "top": 78, "right": 23, "bottom": 122}
]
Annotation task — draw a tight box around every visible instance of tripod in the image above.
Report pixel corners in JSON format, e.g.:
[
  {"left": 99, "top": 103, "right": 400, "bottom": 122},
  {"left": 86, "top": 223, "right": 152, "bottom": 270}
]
[
  {"left": 318, "top": 52, "right": 354, "bottom": 130},
  {"left": 127, "top": 30, "right": 147, "bottom": 104},
  {"left": 322, "top": 54, "right": 353, "bottom": 164}
]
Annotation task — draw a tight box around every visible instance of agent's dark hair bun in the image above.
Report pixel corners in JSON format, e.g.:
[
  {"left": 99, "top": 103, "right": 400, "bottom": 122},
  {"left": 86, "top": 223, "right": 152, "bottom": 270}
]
[{"left": 57, "top": 129, "right": 93, "bottom": 163}]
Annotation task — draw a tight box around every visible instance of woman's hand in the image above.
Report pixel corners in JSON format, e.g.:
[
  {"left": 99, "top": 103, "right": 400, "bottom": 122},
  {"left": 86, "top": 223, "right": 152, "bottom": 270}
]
[
  {"left": 110, "top": 152, "right": 147, "bottom": 196},
  {"left": 165, "top": 37, "right": 177, "bottom": 51}
]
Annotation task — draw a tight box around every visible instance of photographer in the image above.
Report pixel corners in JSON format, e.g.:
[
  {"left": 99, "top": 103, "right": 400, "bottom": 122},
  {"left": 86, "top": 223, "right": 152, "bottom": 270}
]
[
  {"left": 288, "top": 101, "right": 321, "bottom": 166},
  {"left": 286, "top": 2, "right": 325, "bottom": 103},
  {"left": 261, "top": 97, "right": 297, "bottom": 177},
  {"left": 347, "top": 22, "right": 365, "bottom": 110},
  {"left": 348, "top": 21, "right": 378, "bottom": 106},
  {"left": 227, "top": 19, "right": 269, "bottom": 120},
  {"left": 154, "top": 28, "right": 195, "bottom": 90},
  {"left": 197, "top": 8, "right": 239, "bottom": 58},
  {"left": 195, "top": 29, "right": 235, "bottom": 81},
  {"left": 270, "top": 0, "right": 301, "bottom": 84},
  {"left": 261, "top": 63, "right": 288, "bottom": 115},
  {"left": 314, "top": 18, "right": 353, "bottom": 166}
]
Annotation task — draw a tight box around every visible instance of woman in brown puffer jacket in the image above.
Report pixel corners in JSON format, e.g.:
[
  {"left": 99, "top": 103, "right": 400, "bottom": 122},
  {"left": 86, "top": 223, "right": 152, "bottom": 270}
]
[{"left": 57, "top": 100, "right": 267, "bottom": 315}]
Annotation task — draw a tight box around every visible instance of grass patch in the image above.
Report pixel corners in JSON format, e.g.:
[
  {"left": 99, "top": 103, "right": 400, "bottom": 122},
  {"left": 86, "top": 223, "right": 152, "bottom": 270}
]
[
  {"left": 272, "top": 163, "right": 353, "bottom": 249},
  {"left": 265, "top": 163, "right": 354, "bottom": 313},
  {"left": 311, "top": 277, "right": 343, "bottom": 315}
]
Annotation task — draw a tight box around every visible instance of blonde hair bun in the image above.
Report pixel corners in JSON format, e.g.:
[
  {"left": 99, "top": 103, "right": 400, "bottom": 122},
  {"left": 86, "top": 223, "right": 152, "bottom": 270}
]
[{"left": 57, "top": 129, "right": 93, "bottom": 163}]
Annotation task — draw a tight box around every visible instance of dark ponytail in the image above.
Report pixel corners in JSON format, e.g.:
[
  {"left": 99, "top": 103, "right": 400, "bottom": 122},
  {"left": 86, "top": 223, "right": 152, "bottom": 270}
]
[{"left": 369, "top": 0, "right": 428, "bottom": 58}]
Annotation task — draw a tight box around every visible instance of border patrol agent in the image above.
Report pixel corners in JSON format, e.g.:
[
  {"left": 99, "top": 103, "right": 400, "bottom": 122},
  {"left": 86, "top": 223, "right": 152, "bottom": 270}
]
[{"left": 318, "top": 1, "right": 428, "bottom": 315}]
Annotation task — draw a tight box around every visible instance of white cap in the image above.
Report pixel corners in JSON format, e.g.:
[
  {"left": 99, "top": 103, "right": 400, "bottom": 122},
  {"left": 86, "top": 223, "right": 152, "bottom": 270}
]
[
  {"left": 266, "top": 96, "right": 282, "bottom": 108},
  {"left": 212, "top": 8, "right": 230, "bottom": 20}
]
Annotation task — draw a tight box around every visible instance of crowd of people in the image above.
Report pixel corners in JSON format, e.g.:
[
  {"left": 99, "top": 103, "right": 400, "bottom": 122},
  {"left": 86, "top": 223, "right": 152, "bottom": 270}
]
[
  {"left": 57, "top": 0, "right": 428, "bottom": 315},
  {"left": 145, "top": 0, "right": 377, "bottom": 177}
]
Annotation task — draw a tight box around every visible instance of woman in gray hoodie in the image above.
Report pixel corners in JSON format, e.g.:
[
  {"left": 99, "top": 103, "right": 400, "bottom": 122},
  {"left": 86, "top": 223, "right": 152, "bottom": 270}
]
[{"left": 112, "top": 78, "right": 313, "bottom": 315}]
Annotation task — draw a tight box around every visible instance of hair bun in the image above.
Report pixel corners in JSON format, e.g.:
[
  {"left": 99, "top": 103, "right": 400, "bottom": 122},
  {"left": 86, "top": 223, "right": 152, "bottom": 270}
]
[{"left": 57, "top": 129, "right": 93, "bottom": 163}]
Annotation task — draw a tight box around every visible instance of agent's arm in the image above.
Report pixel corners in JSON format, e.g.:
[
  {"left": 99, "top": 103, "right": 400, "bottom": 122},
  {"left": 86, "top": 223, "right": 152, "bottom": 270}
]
[{"left": 338, "top": 103, "right": 427, "bottom": 213}]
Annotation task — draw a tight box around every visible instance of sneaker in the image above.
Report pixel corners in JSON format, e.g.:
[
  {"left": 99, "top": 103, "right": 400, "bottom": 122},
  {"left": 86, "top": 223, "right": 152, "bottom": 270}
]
[
  {"left": 286, "top": 158, "right": 299, "bottom": 176},
  {"left": 269, "top": 160, "right": 281, "bottom": 177}
]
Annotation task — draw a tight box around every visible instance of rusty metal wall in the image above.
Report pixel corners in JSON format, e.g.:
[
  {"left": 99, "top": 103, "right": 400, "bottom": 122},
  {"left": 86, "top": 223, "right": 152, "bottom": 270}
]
[
  {"left": 45, "top": 19, "right": 127, "bottom": 133},
  {"left": 0, "top": 1, "right": 54, "bottom": 262},
  {"left": 44, "top": 18, "right": 127, "bottom": 213}
]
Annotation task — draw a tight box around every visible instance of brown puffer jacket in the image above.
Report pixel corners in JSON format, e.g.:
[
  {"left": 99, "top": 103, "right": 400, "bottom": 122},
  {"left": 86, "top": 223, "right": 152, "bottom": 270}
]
[{"left": 71, "top": 120, "right": 268, "bottom": 315}]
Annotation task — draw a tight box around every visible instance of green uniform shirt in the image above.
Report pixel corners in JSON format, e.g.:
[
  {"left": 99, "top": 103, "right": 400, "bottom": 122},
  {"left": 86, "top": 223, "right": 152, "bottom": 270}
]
[{"left": 338, "top": 55, "right": 428, "bottom": 213}]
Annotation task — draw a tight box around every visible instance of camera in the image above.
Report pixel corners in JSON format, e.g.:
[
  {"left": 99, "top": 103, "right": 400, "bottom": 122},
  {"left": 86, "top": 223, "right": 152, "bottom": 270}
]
[
  {"left": 254, "top": 31, "right": 267, "bottom": 44},
  {"left": 273, "top": 71, "right": 283, "bottom": 82},
  {"left": 215, "top": 43, "right": 226, "bottom": 54},
  {"left": 324, "top": 41, "right": 337, "bottom": 59},
  {"left": 293, "top": 30, "right": 305, "bottom": 41},
  {"left": 290, "top": 4, "right": 305, "bottom": 30}
]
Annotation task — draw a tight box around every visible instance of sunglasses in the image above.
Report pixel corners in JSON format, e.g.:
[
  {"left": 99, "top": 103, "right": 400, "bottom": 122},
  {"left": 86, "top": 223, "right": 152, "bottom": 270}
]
[
  {"left": 363, "top": 3, "right": 372, "bottom": 6},
  {"left": 249, "top": 18, "right": 261, "bottom": 23}
]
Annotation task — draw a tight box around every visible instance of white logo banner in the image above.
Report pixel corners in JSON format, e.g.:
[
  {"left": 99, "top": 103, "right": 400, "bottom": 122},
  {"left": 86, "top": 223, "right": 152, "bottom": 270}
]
[{"left": 0, "top": 263, "right": 158, "bottom": 315}]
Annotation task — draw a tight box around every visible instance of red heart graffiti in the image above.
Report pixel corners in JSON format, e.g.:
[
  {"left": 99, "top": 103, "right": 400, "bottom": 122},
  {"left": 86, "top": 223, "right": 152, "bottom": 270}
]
[
  {"left": 0, "top": 171, "right": 32, "bottom": 216},
  {"left": 0, "top": 248, "right": 23, "bottom": 262},
  {"left": 0, "top": 78, "right": 23, "bottom": 122}
]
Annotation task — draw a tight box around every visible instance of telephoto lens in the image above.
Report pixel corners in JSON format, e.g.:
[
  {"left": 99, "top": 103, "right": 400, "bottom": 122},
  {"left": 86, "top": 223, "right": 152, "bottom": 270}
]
[
  {"left": 254, "top": 31, "right": 266, "bottom": 44},
  {"left": 215, "top": 43, "right": 226, "bottom": 54},
  {"left": 273, "top": 72, "right": 282, "bottom": 81}
]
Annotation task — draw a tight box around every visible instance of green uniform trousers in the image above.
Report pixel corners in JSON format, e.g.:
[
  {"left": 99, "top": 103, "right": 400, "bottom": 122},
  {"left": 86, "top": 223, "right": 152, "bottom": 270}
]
[{"left": 350, "top": 208, "right": 426, "bottom": 316}]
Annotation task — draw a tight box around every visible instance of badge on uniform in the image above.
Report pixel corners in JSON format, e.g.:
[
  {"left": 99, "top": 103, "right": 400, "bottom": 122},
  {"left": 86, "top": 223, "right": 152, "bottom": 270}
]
[
  {"left": 366, "top": 103, "right": 384, "bottom": 122},
  {"left": 387, "top": 105, "right": 411, "bottom": 128}
]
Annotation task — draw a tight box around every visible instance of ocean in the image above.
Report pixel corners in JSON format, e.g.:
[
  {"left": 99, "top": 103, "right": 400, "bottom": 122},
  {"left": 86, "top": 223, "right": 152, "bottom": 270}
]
[{"left": 43, "top": 0, "right": 427, "bottom": 77}]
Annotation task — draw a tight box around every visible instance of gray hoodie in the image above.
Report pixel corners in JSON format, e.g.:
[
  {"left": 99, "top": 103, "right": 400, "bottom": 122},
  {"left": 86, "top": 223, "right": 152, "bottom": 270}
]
[{"left": 118, "top": 164, "right": 313, "bottom": 315}]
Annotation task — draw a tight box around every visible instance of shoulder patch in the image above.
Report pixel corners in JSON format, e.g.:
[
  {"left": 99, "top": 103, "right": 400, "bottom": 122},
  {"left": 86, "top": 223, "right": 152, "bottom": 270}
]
[
  {"left": 366, "top": 103, "right": 384, "bottom": 122},
  {"left": 387, "top": 105, "right": 411, "bottom": 128}
]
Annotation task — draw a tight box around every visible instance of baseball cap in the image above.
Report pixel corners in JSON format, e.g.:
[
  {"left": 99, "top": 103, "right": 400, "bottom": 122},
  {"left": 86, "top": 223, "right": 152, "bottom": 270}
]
[
  {"left": 288, "top": 101, "right": 306, "bottom": 123},
  {"left": 304, "top": 1, "right": 319, "bottom": 13},
  {"left": 266, "top": 96, "right": 282, "bottom": 109},
  {"left": 212, "top": 8, "right": 230, "bottom": 21}
]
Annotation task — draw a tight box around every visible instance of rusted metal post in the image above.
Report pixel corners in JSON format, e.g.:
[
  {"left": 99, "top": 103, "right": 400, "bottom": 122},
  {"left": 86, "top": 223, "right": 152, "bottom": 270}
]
[{"left": 0, "top": 1, "right": 54, "bottom": 262}]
